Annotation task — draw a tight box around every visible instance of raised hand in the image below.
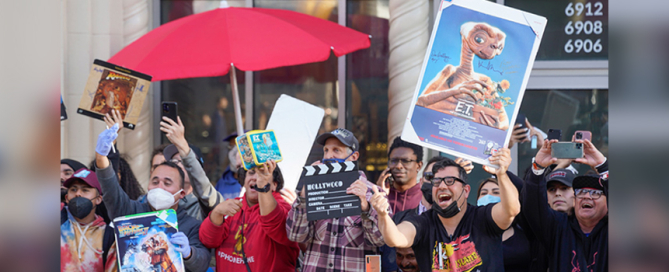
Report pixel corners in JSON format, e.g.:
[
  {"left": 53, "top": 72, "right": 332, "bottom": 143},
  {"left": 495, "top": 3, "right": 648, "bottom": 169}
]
[
  {"left": 573, "top": 139, "right": 606, "bottom": 168},
  {"left": 279, "top": 188, "right": 297, "bottom": 205},
  {"left": 375, "top": 167, "right": 392, "bottom": 194},
  {"left": 255, "top": 160, "right": 276, "bottom": 190},
  {"left": 488, "top": 148, "right": 512, "bottom": 175},
  {"left": 455, "top": 157, "right": 474, "bottom": 174},
  {"left": 212, "top": 198, "right": 243, "bottom": 220},
  {"left": 160, "top": 116, "right": 188, "bottom": 154},
  {"left": 96, "top": 123, "right": 119, "bottom": 156},
  {"left": 370, "top": 186, "right": 389, "bottom": 217},
  {"left": 535, "top": 139, "right": 558, "bottom": 168},
  {"left": 346, "top": 179, "right": 370, "bottom": 212}
]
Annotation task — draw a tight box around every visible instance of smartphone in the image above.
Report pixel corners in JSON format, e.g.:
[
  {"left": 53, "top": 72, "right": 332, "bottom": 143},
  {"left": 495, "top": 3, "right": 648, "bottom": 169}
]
[
  {"left": 574, "top": 130, "right": 592, "bottom": 142},
  {"left": 385, "top": 175, "right": 395, "bottom": 188},
  {"left": 514, "top": 113, "right": 528, "bottom": 141},
  {"left": 547, "top": 129, "right": 562, "bottom": 141},
  {"left": 551, "top": 142, "right": 584, "bottom": 159},
  {"left": 161, "top": 101, "right": 178, "bottom": 122},
  {"left": 365, "top": 255, "right": 381, "bottom": 272},
  {"left": 515, "top": 113, "right": 527, "bottom": 129},
  {"left": 531, "top": 135, "right": 537, "bottom": 149}
]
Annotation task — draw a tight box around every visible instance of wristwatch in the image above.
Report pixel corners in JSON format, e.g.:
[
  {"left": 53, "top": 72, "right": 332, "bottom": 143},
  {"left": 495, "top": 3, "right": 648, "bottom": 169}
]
[{"left": 252, "top": 183, "right": 272, "bottom": 193}]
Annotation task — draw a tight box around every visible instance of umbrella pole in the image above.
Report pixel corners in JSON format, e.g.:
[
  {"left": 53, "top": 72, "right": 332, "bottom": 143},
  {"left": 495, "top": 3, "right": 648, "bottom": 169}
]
[{"left": 230, "top": 63, "right": 245, "bottom": 136}]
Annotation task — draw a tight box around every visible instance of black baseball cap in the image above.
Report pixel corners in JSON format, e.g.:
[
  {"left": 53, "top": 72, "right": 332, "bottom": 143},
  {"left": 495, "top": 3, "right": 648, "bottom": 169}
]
[
  {"left": 163, "top": 144, "right": 204, "bottom": 166},
  {"left": 223, "top": 130, "right": 250, "bottom": 143},
  {"left": 546, "top": 169, "right": 575, "bottom": 187},
  {"left": 573, "top": 174, "right": 608, "bottom": 197},
  {"left": 315, "top": 128, "right": 359, "bottom": 151}
]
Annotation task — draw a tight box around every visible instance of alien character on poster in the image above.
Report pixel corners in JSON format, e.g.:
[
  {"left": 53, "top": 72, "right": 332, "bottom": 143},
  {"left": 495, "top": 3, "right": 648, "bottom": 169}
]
[
  {"left": 402, "top": 0, "right": 546, "bottom": 167},
  {"left": 114, "top": 210, "right": 184, "bottom": 272}
]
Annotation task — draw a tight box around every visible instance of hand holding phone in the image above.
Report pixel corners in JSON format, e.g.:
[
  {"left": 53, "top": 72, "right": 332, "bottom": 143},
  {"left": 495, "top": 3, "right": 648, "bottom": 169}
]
[
  {"left": 551, "top": 142, "right": 584, "bottom": 159},
  {"left": 547, "top": 129, "right": 562, "bottom": 141},
  {"left": 161, "top": 101, "right": 178, "bottom": 122}
]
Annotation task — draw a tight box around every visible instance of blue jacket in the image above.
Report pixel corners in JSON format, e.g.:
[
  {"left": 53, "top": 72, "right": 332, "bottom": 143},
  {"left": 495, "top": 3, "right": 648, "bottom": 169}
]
[{"left": 214, "top": 167, "right": 241, "bottom": 200}]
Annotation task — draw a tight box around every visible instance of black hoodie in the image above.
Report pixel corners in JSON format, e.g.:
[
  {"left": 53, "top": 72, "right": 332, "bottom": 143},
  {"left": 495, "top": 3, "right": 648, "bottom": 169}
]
[{"left": 522, "top": 169, "right": 608, "bottom": 272}]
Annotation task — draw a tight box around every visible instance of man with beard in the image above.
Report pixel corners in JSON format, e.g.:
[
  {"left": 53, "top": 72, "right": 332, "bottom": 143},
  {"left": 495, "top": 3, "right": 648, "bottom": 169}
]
[
  {"left": 199, "top": 160, "right": 299, "bottom": 271},
  {"left": 395, "top": 247, "right": 419, "bottom": 272},
  {"left": 522, "top": 139, "right": 608, "bottom": 271},
  {"left": 60, "top": 168, "right": 117, "bottom": 272},
  {"left": 376, "top": 137, "right": 424, "bottom": 214},
  {"left": 371, "top": 148, "right": 518, "bottom": 271}
]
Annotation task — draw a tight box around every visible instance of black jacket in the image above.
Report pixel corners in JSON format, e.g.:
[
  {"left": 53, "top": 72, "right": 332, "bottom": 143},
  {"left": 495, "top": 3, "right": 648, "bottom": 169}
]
[{"left": 522, "top": 169, "right": 608, "bottom": 272}]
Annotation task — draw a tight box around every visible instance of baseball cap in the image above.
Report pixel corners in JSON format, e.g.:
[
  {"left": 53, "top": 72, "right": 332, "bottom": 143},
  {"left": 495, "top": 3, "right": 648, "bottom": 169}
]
[
  {"left": 573, "top": 174, "right": 608, "bottom": 197},
  {"left": 63, "top": 168, "right": 102, "bottom": 194},
  {"left": 163, "top": 144, "right": 204, "bottom": 166},
  {"left": 546, "top": 169, "right": 575, "bottom": 187},
  {"left": 223, "top": 130, "right": 250, "bottom": 143},
  {"left": 315, "top": 128, "right": 359, "bottom": 151}
]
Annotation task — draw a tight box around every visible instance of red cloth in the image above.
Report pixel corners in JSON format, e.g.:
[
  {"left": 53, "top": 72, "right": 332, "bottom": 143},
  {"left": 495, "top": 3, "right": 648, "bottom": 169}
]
[
  {"left": 199, "top": 192, "right": 299, "bottom": 272},
  {"left": 387, "top": 183, "right": 423, "bottom": 214}
]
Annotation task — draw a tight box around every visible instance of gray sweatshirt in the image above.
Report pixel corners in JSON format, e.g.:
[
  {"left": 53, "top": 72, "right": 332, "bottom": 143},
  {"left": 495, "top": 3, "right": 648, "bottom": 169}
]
[{"left": 96, "top": 164, "right": 211, "bottom": 272}]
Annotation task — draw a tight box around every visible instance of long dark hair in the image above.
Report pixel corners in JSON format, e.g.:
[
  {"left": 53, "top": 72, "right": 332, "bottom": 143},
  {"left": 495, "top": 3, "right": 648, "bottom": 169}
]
[{"left": 90, "top": 155, "right": 145, "bottom": 200}]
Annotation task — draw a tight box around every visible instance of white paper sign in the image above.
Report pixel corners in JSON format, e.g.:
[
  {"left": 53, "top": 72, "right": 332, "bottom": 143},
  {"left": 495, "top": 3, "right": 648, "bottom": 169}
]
[{"left": 266, "top": 95, "right": 325, "bottom": 191}]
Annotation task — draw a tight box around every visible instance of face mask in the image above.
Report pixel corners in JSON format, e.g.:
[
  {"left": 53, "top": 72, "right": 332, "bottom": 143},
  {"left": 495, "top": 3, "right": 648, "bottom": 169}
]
[
  {"left": 321, "top": 151, "right": 355, "bottom": 164},
  {"left": 147, "top": 188, "right": 183, "bottom": 210},
  {"left": 229, "top": 146, "right": 240, "bottom": 173},
  {"left": 420, "top": 182, "right": 434, "bottom": 204},
  {"left": 477, "top": 195, "right": 501, "bottom": 206},
  {"left": 68, "top": 196, "right": 95, "bottom": 219},
  {"left": 432, "top": 187, "right": 466, "bottom": 218}
]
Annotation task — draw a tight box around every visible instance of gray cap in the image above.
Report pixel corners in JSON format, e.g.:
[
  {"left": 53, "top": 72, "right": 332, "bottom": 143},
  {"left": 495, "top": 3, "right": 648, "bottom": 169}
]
[{"left": 315, "top": 128, "right": 359, "bottom": 151}]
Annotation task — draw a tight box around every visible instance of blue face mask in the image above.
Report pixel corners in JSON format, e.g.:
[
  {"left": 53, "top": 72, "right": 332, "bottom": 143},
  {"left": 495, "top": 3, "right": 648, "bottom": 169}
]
[
  {"left": 321, "top": 150, "right": 354, "bottom": 164},
  {"left": 477, "top": 195, "right": 501, "bottom": 206}
]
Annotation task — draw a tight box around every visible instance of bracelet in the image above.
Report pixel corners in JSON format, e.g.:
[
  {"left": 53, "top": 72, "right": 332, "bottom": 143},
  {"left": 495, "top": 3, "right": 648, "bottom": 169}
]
[{"left": 532, "top": 157, "right": 545, "bottom": 170}]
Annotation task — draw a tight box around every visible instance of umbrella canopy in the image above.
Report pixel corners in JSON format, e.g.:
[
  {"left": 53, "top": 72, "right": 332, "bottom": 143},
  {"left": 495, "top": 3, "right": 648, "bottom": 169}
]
[{"left": 109, "top": 7, "right": 371, "bottom": 82}]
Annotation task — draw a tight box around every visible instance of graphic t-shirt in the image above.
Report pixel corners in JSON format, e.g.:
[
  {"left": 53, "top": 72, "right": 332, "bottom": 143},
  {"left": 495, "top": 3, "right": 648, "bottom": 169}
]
[{"left": 406, "top": 204, "right": 504, "bottom": 272}]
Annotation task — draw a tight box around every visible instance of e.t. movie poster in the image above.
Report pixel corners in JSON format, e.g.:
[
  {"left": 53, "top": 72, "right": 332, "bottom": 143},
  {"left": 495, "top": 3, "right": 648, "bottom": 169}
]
[
  {"left": 77, "top": 59, "right": 152, "bottom": 130},
  {"left": 113, "top": 209, "right": 184, "bottom": 272},
  {"left": 401, "top": 0, "right": 546, "bottom": 167}
]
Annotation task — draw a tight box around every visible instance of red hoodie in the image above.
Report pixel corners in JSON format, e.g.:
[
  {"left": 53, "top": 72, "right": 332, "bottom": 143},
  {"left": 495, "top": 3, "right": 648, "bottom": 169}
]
[
  {"left": 388, "top": 182, "right": 422, "bottom": 214},
  {"left": 199, "top": 192, "right": 299, "bottom": 272}
]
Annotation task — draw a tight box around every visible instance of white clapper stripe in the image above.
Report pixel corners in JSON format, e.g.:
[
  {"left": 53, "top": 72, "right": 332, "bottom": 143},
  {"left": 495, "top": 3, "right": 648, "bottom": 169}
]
[
  {"left": 305, "top": 166, "right": 316, "bottom": 176},
  {"left": 317, "top": 164, "right": 330, "bottom": 175},
  {"left": 331, "top": 162, "right": 342, "bottom": 173},
  {"left": 344, "top": 161, "right": 355, "bottom": 171}
]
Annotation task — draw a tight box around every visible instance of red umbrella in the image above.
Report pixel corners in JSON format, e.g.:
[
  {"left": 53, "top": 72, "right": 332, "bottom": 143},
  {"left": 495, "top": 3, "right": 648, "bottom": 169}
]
[{"left": 109, "top": 7, "right": 371, "bottom": 135}]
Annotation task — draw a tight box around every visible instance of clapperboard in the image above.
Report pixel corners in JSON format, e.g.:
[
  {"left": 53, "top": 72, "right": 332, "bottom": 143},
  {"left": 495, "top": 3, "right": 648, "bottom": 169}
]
[{"left": 301, "top": 161, "right": 361, "bottom": 221}]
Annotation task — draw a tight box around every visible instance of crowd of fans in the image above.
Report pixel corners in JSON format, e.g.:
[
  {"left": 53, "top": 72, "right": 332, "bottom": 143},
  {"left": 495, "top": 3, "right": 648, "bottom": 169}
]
[{"left": 61, "top": 109, "right": 608, "bottom": 272}]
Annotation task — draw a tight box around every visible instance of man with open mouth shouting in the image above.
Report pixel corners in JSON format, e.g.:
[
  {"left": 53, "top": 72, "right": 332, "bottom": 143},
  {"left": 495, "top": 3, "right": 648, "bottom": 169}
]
[
  {"left": 371, "top": 148, "right": 519, "bottom": 272},
  {"left": 522, "top": 138, "right": 608, "bottom": 272}
]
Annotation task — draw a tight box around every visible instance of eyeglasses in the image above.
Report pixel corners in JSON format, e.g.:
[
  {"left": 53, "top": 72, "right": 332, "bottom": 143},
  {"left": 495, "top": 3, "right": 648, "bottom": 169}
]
[
  {"left": 169, "top": 159, "right": 182, "bottom": 165},
  {"left": 575, "top": 188, "right": 604, "bottom": 199},
  {"left": 422, "top": 172, "right": 434, "bottom": 181},
  {"left": 389, "top": 158, "right": 418, "bottom": 166},
  {"left": 429, "top": 176, "right": 465, "bottom": 187}
]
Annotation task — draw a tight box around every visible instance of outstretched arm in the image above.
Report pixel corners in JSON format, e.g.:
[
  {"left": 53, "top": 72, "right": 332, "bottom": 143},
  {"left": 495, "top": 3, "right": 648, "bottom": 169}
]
[
  {"left": 161, "top": 116, "right": 223, "bottom": 209},
  {"left": 370, "top": 186, "right": 416, "bottom": 248},
  {"left": 489, "top": 148, "right": 520, "bottom": 230}
]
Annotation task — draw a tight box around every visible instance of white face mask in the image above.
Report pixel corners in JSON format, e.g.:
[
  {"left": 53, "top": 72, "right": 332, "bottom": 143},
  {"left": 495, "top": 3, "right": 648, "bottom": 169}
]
[
  {"left": 229, "top": 146, "right": 241, "bottom": 173},
  {"left": 147, "top": 188, "right": 182, "bottom": 210}
]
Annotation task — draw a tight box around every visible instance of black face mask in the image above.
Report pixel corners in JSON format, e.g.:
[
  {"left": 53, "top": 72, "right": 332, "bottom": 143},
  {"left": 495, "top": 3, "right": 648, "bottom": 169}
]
[
  {"left": 68, "top": 197, "right": 95, "bottom": 219},
  {"left": 420, "top": 182, "right": 434, "bottom": 205},
  {"left": 432, "top": 187, "right": 465, "bottom": 218}
]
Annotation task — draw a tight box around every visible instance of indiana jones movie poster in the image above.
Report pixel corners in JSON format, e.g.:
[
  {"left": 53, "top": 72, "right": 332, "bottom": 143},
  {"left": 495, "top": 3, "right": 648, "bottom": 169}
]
[
  {"left": 77, "top": 59, "right": 152, "bottom": 129},
  {"left": 401, "top": 0, "right": 546, "bottom": 167}
]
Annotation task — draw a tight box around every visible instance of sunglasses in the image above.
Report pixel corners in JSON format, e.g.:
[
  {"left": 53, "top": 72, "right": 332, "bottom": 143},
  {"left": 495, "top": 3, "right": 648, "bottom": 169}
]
[{"left": 429, "top": 176, "right": 465, "bottom": 187}]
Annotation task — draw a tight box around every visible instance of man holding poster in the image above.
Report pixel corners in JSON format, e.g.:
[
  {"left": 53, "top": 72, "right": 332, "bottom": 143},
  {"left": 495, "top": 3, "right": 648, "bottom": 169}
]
[
  {"left": 371, "top": 148, "right": 519, "bottom": 272},
  {"left": 286, "top": 128, "right": 385, "bottom": 271}
]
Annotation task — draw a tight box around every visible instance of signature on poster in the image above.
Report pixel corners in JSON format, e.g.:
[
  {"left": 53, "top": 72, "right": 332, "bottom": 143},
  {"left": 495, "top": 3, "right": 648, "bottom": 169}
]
[{"left": 430, "top": 52, "right": 451, "bottom": 63}]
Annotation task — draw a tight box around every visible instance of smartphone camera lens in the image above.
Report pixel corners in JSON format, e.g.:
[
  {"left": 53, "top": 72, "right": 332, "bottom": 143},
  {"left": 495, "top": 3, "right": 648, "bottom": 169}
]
[
  {"left": 576, "top": 143, "right": 582, "bottom": 149},
  {"left": 163, "top": 104, "right": 169, "bottom": 113},
  {"left": 576, "top": 132, "right": 582, "bottom": 139}
]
